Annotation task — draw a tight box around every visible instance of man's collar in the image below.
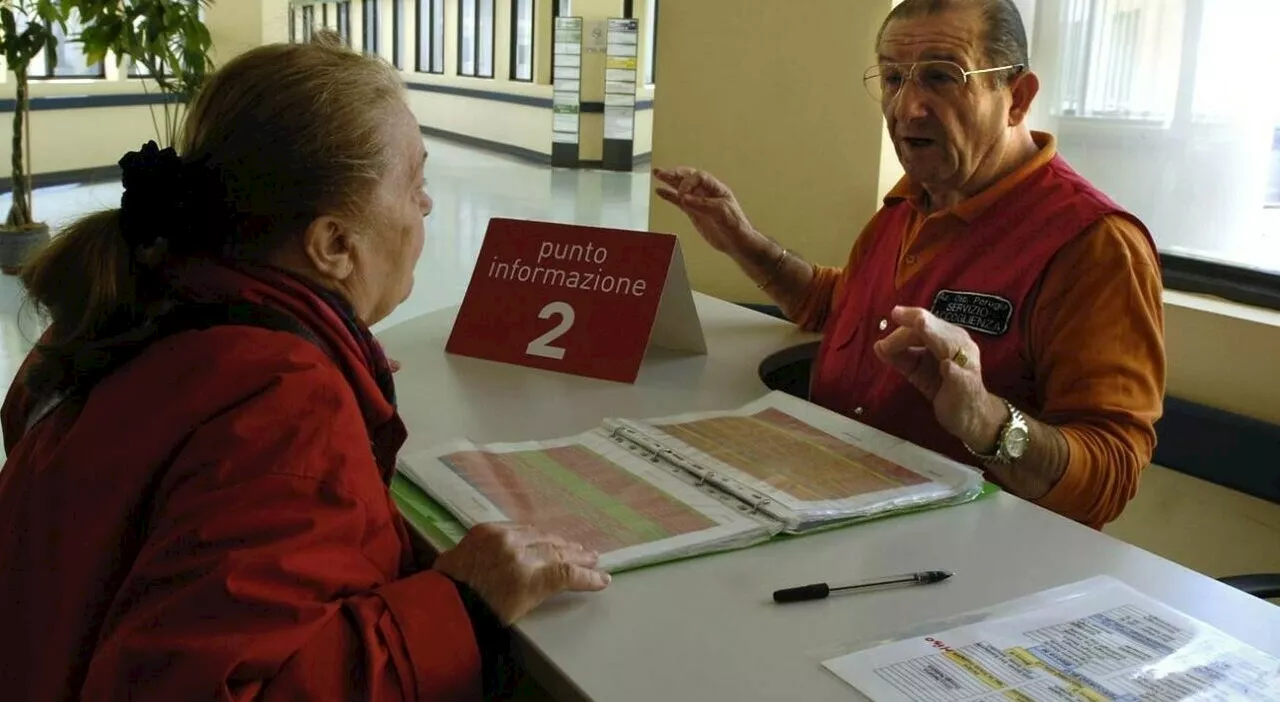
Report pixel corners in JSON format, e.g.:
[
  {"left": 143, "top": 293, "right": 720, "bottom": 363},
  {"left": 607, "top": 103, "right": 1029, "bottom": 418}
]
[{"left": 884, "top": 131, "right": 1058, "bottom": 223}]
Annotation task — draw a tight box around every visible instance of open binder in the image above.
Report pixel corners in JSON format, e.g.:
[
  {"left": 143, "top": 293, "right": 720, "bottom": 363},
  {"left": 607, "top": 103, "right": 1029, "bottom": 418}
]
[{"left": 396, "top": 392, "right": 991, "bottom": 572}]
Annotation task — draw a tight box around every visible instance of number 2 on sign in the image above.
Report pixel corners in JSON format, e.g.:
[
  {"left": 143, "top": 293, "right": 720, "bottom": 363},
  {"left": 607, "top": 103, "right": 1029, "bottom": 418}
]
[{"left": 526, "top": 302, "right": 575, "bottom": 360}]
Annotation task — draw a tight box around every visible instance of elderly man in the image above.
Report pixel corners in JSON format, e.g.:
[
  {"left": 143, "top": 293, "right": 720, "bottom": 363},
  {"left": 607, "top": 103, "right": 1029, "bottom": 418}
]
[{"left": 655, "top": 0, "right": 1164, "bottom": 529}]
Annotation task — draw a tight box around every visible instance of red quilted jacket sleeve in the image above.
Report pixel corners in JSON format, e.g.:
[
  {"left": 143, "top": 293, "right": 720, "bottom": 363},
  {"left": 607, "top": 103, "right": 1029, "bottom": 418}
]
[{"left": 78, "top": 361, "right": 483, "bottom": 702}]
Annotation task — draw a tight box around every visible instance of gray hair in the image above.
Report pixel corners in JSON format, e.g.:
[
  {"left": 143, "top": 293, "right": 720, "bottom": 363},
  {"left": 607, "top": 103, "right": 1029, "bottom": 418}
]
[{"left": 877, "top": 0, "right": 1029, "bottom": 80}]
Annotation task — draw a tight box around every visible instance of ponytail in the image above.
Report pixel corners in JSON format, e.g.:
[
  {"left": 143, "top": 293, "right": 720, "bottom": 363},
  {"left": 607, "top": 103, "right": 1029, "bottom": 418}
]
[{"left": 19, "top": 209, "right": 165, "bottom": 397}]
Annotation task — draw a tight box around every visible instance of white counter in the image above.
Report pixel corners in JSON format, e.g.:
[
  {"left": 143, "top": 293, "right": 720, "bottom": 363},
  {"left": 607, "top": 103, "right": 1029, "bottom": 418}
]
[{"left": 378, "top": 293, "right": 1280, "bottom": 702}]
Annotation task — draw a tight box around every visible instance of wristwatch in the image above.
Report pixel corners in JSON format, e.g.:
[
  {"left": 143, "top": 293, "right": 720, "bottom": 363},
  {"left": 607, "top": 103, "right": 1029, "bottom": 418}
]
[{"left": 968, "top": 400, "right": 1029, "bottom": 464}]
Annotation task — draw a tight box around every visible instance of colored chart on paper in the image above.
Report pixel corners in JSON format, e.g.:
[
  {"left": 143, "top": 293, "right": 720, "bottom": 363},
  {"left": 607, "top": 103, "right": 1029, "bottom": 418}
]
[
  {"left": 439, "top": 445, "right": 716, "bottom": 553},
  {"left": 658, "top": 408, "right": 929, "bottom": 501},
  {"left": 826, "top": 589, "right": 1280, "bottom": 702}
]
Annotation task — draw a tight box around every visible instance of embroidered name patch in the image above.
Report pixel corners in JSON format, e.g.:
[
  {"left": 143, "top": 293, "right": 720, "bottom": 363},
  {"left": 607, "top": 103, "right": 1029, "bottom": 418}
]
[{"left": 930, "top": 290, "right": 1014, "bottom": 336}]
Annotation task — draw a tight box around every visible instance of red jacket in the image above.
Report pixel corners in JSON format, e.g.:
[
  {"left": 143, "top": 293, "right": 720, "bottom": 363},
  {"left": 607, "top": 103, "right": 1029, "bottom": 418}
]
[
  {"left": 0, "top": 261, "right": 484, "bottom": 701},
  {"left": 810, "top": 154, "right": 1156, "bottom": 468}
]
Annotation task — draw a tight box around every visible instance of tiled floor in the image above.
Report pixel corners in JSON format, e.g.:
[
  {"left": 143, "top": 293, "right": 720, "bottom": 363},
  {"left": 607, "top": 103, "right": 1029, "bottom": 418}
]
[{"left": 2, "top": 138, "right": 1278, "bottom": 585}]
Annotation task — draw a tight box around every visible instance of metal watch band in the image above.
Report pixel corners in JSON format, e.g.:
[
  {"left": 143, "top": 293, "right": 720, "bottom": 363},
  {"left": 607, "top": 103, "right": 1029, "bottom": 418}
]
[{"left": 966, "top": 400, "right": 1024, "bottom": 464}]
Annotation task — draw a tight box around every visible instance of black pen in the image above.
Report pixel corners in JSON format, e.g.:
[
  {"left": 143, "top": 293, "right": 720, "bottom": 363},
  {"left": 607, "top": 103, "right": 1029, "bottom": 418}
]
[{"left": 772, "top": 570, "right": 953, "bottom": 603}]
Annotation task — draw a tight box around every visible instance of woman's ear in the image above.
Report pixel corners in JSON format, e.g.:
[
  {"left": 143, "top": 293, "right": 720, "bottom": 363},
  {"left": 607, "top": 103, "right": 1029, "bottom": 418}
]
[{"left": 301, "top": 215, "right": 357, "bottom": 282}]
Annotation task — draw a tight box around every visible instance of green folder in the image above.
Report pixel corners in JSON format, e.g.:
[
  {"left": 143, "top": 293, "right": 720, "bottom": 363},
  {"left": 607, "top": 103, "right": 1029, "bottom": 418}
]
[{"left": 390, "top": 472, "right": 1001, "bottom": 571}]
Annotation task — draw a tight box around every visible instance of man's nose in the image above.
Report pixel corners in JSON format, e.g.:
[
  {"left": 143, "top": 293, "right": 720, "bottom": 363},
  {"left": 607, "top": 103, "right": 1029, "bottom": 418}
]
[{"left": 891, "top": 78, "right": 931, "bottom": 122}]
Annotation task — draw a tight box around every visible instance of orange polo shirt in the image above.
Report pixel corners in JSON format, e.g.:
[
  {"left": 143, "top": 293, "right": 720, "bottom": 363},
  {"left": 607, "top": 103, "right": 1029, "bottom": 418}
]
[{"left": 793, "top": 132, "right": 1166, "bottom": 529}]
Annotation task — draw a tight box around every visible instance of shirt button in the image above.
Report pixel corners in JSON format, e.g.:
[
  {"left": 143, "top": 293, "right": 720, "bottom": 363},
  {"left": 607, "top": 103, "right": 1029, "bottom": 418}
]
[
  {"left": 878, "top": 318, "right": 888, "bottom": 331},
  {"left": 904, "top": 254, "right": 918, "bottom": 265},
  {"left": 854, "top": 407, "right": 864, "bottom": 416}
]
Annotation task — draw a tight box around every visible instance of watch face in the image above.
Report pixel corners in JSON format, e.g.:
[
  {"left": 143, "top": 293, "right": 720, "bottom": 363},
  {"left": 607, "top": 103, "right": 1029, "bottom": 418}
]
[{"left": 1005, "top": 427, "right": 1030, "bottom": 459}]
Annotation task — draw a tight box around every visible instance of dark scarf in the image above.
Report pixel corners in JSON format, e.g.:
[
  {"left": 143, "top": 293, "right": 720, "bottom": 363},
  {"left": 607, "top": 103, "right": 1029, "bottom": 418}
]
[{"left": 263, "top": 267, "right": 398, "bottom": 408}]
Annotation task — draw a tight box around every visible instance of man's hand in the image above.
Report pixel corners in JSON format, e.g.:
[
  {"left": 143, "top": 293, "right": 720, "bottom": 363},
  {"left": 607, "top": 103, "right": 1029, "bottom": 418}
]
[
  {"left": 433, "top": 523, "right": 611, "bottom": 625},
  {"left": 653, "top": 167, "right": 766, "bottom": 256},
  {"left": 873, "top": 306, "right": 1008, "bottom": 453},
  {"left": 652, "top": 166, "right": 817, "bottom": 318}
]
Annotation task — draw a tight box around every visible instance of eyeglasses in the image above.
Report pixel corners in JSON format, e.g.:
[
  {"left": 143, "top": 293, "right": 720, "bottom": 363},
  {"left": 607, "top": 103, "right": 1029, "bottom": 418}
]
[{"left": 862, "top": 60, "right": 1025, "bottom": 102}]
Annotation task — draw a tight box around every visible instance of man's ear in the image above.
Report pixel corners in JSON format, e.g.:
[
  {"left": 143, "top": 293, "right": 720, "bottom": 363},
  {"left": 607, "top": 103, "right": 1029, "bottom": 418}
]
[
  {"left": 1008, "top": 69, "right": 1040, "bottom": 126},
  {"left": 301, "top": 215, "right": 357, "bottom": 282}
]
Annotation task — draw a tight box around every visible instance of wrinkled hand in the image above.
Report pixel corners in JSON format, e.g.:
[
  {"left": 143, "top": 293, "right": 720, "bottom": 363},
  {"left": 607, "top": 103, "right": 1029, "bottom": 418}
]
[
  {"left": 873, "top": 306, "right": 1005, "bottom": 452},
  {"left": 653, "top": 167, "right": 760, "bottom": 254},
  {"left": 433, "top": 523, "right": 611, "bottom": 625}
]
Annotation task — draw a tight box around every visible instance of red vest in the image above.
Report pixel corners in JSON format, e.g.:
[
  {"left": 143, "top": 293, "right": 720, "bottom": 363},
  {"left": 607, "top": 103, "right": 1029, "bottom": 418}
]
[{"left": 810, "top": 155, "right": 1155, "bottom": 468}]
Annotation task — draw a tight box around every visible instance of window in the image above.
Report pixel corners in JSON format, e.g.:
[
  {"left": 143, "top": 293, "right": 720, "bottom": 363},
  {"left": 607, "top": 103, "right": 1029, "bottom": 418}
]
[
  {"left": 1031, "top": 0, "right": 1280, "bottom": 278},
  {"left": 643, "top": 0, "right": 657, "bottom": 86},
  {"left": 337, "top": 2, "right": 352, "bottom": 44},
  {"left": 16, "top": 8, "right": 104, "bottom": 79},
  {"left": 130, "top": 55, "right": 171, "bottom": 78},
  {"left": 459, "top": 0, "right": 495, "bottom": 78},
  {"left": 416, "top": 0, "right": 445, "bottom": 73},
  {"left": 302, "top": 5, "right": 315, "bottom": 42},
  {"left": 479, "top": 0, "right": 495, "bottom": 77},
  {"left": 1270, "top": 128, "right": 1280, "bottom": 209},
  {"left": 1051, "top": 0, "right": 1183, "bottom": 122},
  {"left": 459, "top": 0, "right": 475, "bottom": 76},
  {"left": 322, "top": 3, "right": 329, "bottom": 29},
  {"left": 510, "top": 0, "right": 534, "bottom": 81},
  {"left": 392, "top": 0, "right": 405, "bottom": 69},
  {"left": 363, "top": 0, "right": 379, "bottom": 54}
]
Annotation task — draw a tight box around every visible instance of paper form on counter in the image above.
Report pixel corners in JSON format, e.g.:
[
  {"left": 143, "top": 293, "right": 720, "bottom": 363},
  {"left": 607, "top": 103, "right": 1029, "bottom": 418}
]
[{"left": 822, "top": 576, "right": 1280, "bottom": 701}]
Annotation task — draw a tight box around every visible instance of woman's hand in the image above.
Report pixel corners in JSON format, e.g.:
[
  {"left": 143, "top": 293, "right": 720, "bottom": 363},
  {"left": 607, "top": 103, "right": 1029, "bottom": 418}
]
[{"left": 433, "top": 523, "right": 611, "bottom": 625}]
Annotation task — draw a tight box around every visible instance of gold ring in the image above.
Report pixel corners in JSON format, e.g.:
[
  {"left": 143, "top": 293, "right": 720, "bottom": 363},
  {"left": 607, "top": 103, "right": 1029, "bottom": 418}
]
[{"left": 952, "top": 349, "right": 969, "bottom": 369}]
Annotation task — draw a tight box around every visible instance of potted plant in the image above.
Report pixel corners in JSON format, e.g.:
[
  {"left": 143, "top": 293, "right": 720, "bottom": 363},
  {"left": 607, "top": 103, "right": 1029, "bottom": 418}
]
[
  {"left": 0, "top": 0, "right": 68, "bottom": 274},
  {"left": 74, "top": 0, "right": 215, "bottom": 147}
]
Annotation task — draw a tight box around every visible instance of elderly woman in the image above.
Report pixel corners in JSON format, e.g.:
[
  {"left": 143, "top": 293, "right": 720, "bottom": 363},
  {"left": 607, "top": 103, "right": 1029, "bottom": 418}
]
[{"left": 0, "top": 34, "right": 608, "bottom": 701}]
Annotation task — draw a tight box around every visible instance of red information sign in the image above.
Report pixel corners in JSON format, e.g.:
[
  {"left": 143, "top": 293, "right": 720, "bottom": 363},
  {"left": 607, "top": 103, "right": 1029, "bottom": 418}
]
[{"left": 446, "top": 218, "right": 705, "bottom": 383}]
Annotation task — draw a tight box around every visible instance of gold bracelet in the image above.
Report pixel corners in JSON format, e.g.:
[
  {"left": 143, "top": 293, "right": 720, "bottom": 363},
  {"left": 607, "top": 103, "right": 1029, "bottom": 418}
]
[{"left": 757, "top": 247, "right": 790, "bottom": 290}]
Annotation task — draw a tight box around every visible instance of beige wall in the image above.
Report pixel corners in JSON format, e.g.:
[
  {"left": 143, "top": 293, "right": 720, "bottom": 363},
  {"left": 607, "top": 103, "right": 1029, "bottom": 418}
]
[
  {"left": 413, "top": 91, "right": 553, "bottom": 155},
  {"left": 0, "top": 79, "right": 169, "bottom": 187},
  {"left": 7, "top": 104, "right": 160, "bottom": 180},
  {"left": 648, "top": 0, "right": 893, "bottom": 301},
  {"left": 208, "top": 0, "right": 288, "bottom": 64},
  {"left": 1163, "top": 294, "right": 1280, "bottom": 425}
]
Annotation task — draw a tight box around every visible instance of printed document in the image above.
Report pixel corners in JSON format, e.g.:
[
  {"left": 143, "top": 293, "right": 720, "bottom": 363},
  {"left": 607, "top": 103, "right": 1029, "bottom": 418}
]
[{"left": 823, "top": 576, "right": 1280, "bottom": 701}]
